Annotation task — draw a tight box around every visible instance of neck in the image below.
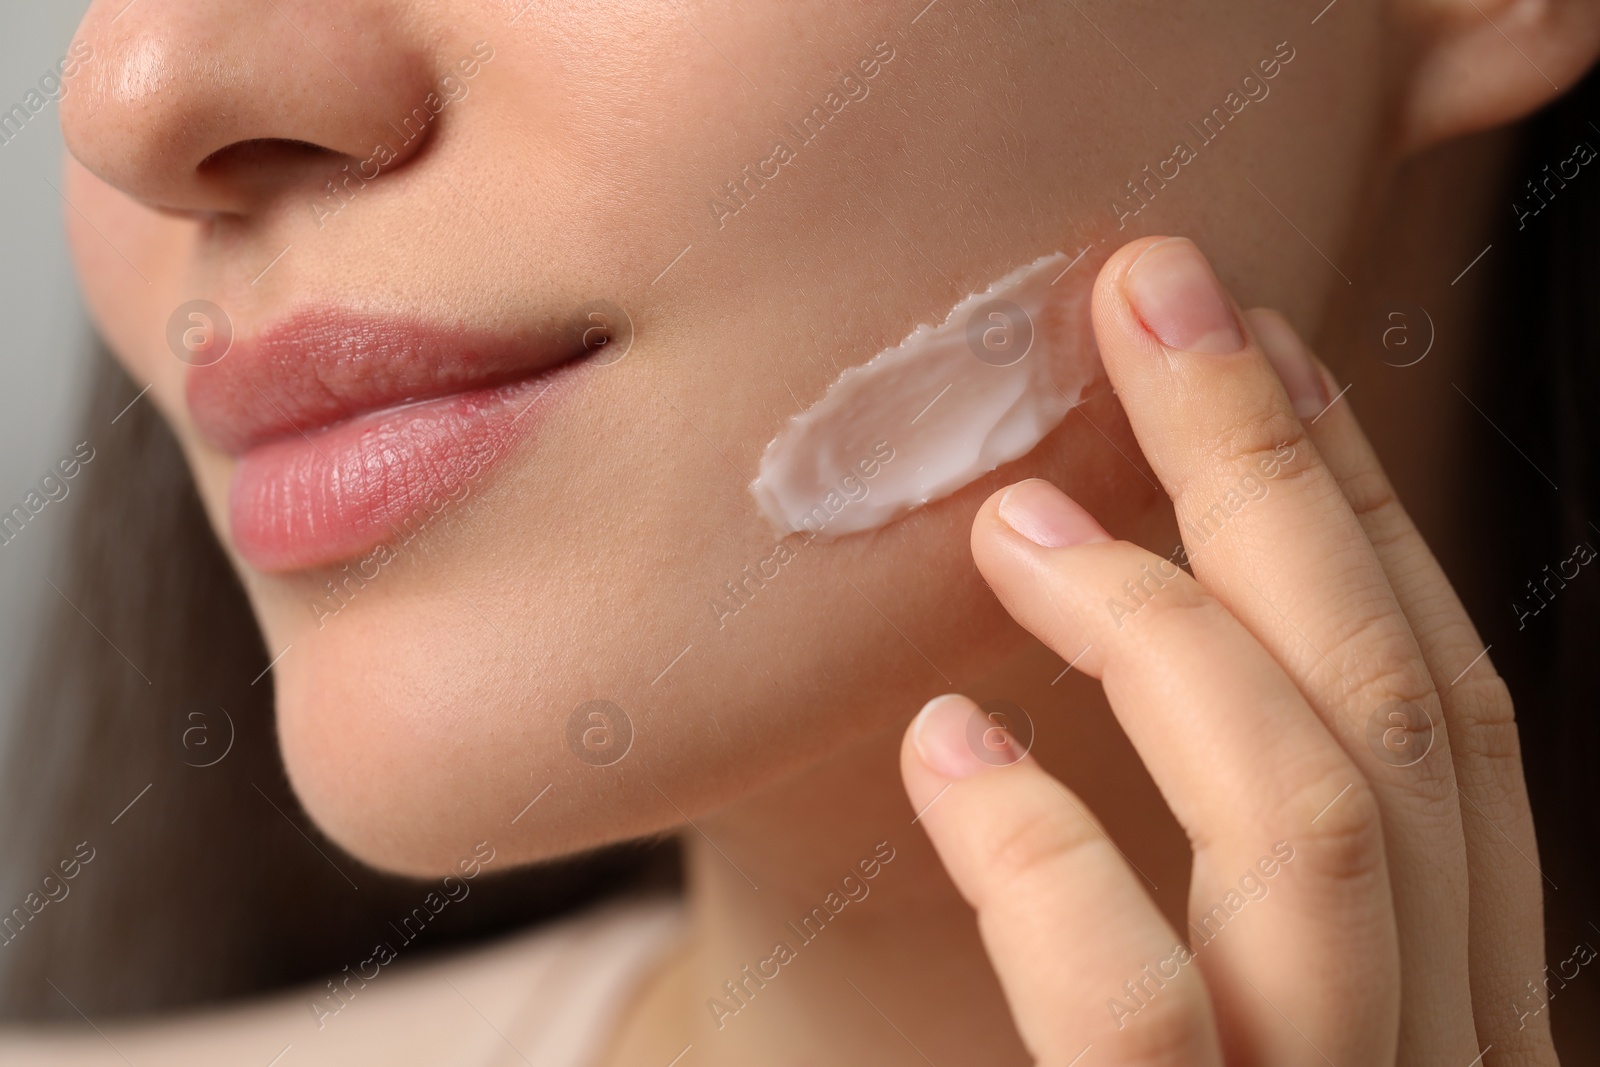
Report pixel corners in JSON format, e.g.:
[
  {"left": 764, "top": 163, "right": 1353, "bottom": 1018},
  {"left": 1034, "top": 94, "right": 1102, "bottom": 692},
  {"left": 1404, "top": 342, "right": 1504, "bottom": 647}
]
[
  {"left": 608, "top": 640, "right": 1191, "bottom": 1067},
  {"left": 1315, "top": 125, "right": 1515, "bottom": 575}
]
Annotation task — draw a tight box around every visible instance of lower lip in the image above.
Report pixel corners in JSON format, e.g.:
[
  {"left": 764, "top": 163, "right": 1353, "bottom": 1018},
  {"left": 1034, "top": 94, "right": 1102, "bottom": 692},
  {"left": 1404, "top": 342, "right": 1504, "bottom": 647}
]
[{"left": 229, "top": 373, "right": 568, "bottom": 572}]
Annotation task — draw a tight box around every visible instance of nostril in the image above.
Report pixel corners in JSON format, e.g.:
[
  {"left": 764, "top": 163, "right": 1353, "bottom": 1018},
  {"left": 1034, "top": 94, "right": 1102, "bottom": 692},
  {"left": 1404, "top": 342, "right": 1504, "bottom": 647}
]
[
  {"left": 198, "top": 138, "right": 335, "bottom": 170},
  {"left": 189, "top": 138, "right": 352, "bottom": 214},
  {"left": 197, "top": 137, "right": 342, "bottom": 180}
]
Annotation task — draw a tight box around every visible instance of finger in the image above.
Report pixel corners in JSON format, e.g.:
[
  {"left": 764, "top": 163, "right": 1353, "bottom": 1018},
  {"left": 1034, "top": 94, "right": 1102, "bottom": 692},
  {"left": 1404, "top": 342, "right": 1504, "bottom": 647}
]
[
  {"left": 1249, "top": 308, "right": 1554, "bottom": 1065},
  {"left": 1091, "top": 236, "right": 1476, "bottom": 1063},
  {"left": 969, "top": 481, "right": 1398, "bottom": 1065},
  {"left": 902, "top": 693, "right": 1226, "bottom": 1067}
]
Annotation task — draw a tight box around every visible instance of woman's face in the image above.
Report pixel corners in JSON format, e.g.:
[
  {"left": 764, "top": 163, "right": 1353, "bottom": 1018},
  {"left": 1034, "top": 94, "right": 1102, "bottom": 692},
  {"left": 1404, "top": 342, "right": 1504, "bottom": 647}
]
[{"left": 60, "top": 0, "right": 1391, "bottom": 874}]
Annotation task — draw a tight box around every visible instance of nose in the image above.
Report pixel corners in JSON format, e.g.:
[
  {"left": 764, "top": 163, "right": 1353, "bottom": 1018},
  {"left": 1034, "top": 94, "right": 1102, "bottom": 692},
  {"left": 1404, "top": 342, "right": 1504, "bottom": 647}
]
[{"left": 62, "top": 0, "right": 437, "bottom": 215}]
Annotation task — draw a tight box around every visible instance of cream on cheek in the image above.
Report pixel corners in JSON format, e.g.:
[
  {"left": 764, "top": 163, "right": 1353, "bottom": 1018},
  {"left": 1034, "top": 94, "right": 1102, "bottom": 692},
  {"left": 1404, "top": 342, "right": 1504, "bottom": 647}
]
[{"left": 749, "top": 252, "right": 1099, "bottom": 539}]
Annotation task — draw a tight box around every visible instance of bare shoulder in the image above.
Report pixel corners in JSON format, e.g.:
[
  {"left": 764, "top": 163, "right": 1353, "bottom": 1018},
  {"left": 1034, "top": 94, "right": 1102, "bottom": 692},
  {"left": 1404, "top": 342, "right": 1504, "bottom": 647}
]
[{"left": 0, "top": 897, "right": 683, "bottom": 1067}]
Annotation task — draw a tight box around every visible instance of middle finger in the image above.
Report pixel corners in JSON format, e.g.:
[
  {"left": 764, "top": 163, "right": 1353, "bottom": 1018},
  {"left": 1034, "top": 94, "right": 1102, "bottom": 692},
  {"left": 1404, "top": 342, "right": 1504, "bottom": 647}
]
[{"left": 1090, "top": 236, "right": 1473, "bottom": 1064}]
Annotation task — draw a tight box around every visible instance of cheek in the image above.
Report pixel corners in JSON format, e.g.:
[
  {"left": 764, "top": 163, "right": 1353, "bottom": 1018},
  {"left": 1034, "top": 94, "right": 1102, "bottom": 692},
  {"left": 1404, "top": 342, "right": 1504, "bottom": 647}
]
[
  {"left": 62, "top": 161, "right": 243, "bottom": 550},
  {"left": 261, "top": 383, "right": 1167, "bottom": 878},
  {"left": 63, "top": 158, "right": 190, "bottom": 389}
]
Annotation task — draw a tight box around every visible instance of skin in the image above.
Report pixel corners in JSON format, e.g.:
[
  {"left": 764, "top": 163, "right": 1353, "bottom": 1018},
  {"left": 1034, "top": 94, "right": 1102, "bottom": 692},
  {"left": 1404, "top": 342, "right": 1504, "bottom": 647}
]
[{"left": 23, "top": 0, "right": 1600, "bottom": 1062}]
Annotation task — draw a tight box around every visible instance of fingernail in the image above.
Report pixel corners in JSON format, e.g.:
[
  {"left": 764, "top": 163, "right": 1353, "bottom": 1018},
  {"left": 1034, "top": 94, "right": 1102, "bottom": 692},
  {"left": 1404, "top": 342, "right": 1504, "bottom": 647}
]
[
  {"left": 1125, "top": 238, "right": 1245, "bottom": 354},
  {"left": 912, "top": 694, "right": 1021, "bottom": 779},
  {"left": 997, "top": 479, "right": 1112, "bottom": 549},
  {"left": 1247, "top": 308, "right": 1332, "bottom": 420}
]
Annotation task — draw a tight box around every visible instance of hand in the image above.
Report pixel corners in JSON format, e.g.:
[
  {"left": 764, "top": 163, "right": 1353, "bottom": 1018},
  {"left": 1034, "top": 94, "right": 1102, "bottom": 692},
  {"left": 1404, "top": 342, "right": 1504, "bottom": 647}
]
[{"left": 900, "top": 237, "right": 1551, "bottom": 1065}]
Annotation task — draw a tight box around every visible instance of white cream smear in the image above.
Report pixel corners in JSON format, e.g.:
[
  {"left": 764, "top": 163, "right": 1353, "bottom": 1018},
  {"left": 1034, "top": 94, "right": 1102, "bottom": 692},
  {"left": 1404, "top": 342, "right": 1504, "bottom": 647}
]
[{"left": 750, "top": 251, "right": 1100, "bottom": 539}]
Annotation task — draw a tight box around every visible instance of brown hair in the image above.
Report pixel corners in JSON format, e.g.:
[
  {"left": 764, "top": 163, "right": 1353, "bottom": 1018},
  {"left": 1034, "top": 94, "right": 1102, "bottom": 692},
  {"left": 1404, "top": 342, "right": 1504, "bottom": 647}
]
[{"left": 1484, "top": 62, "right": 1600, "bottom": 1051}]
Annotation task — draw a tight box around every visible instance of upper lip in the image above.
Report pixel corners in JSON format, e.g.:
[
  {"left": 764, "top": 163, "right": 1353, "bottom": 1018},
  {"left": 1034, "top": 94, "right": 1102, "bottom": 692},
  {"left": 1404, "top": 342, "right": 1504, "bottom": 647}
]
[{"left": 186, "top": 307, "right": 591, "bottom": 454}]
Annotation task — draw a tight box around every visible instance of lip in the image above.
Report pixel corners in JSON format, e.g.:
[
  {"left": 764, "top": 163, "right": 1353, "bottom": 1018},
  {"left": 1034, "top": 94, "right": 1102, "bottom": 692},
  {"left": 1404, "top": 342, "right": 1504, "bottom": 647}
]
[{"left": 187, "top": 309, "right": 595, "bottom": 572}]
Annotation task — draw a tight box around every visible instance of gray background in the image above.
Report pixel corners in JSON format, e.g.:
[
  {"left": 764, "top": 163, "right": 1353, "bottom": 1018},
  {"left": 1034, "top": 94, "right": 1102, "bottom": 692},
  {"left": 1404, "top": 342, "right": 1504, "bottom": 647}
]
[{"left": 0, "top": 0, "right": 97, "bottom": 715}]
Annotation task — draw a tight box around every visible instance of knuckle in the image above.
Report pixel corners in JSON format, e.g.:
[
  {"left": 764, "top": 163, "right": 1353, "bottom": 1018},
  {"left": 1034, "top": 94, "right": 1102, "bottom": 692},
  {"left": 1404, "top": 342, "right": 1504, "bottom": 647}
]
[
  {"left": 1447, "top": 671, "right": 1529, "bottom": 813},
  {"left": 1325, "top": 618, "right": 1457, "bottom": 789},
  {"left": 1099, "top": 578, "right": 1242, "bottom": 681},
  {"left": 1330, "top": 604, "right": 1427, "bottom": 701},
  {"left": 1446, "top": 671, "right": 1520, "bottom": 760},
  {"left": 1207, "top": 408, "right": 1310, "bottom": 486},
  {"left": 1288, "top": 773, "right": 1387, "bottom": 890},
  {"left": 1305, "top": 600, "right": 1482, "bottom": 803},
  {"left": 1171, "top": 406, "right": 1313, "bottom": 528},
  {"left": 1105, "top": 978, "right": 1217, "bottom": 1066},
  {"left": 1352, "top": 495, "right": 1416, "bottom": 559},
  {"left": 1338, "top": 464, "right": 1402, "bottom": 528},
  {"left": 976, "top": 798, "right": 1105, "bottom": 907},
  {"left": 1209, "top": 402, "right": 1305, "bottom": 470},
  {"left": 1090, "top": 551, "right": 1225, "bottom": 652},
  {"left": 1119, "top": 575, "right": 1226, "bottom": 636}
]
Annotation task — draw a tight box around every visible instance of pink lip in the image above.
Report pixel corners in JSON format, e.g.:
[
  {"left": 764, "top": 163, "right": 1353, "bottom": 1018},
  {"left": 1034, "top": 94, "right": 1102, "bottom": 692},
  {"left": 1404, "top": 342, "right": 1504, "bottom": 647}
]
[{"left": 187, "top": 309, "right": 593, "bottom": 572}]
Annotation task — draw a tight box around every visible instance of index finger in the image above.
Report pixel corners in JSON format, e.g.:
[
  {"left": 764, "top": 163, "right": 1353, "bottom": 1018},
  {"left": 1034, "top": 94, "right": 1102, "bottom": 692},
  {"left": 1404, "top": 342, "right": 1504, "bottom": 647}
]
[{"left": 1089, "top": 236, "right": 1476, "bottom": 1063}]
